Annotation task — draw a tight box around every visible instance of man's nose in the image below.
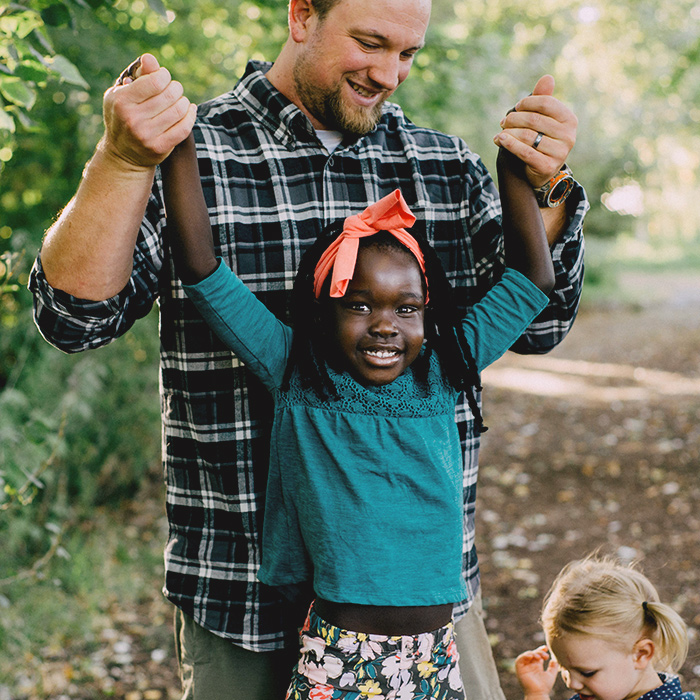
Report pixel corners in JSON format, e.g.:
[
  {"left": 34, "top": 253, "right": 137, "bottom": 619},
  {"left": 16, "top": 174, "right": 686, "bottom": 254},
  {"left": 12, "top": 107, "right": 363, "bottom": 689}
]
[{"left": 367, "top": 52, "right": 401, "bottom": 91}]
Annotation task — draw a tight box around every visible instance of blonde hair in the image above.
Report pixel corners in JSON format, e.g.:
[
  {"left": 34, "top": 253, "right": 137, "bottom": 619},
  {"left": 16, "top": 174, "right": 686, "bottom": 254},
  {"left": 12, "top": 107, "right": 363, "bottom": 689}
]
[{"left": 541, "top": 556, "right": 689, "bottom": 673}]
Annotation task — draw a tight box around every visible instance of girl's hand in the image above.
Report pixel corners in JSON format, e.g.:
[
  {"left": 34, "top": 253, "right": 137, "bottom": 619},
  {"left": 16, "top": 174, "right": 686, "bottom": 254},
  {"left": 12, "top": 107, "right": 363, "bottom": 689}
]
[
  {"left": 515, "top": 646, "right": 560, "bottom": 700},
  {"left": 493, "top": 75, "right": 577, "bottom": 189}
]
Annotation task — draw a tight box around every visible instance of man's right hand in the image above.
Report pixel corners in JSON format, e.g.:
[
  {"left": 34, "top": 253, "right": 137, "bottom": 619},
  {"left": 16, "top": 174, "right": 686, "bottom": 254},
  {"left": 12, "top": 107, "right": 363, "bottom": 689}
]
[
  {"left": 39, "top": 53, "right": 196, "bottom": 300},
  {"left": 102, "top": 53, "right": 197, "bottom": 169}
]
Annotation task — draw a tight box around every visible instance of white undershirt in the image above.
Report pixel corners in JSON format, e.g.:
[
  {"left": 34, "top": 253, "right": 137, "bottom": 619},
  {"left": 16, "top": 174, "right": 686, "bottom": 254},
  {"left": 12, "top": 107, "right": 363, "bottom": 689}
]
[{"left": 315, "top": 129, "right": 343, "bottom": 154}]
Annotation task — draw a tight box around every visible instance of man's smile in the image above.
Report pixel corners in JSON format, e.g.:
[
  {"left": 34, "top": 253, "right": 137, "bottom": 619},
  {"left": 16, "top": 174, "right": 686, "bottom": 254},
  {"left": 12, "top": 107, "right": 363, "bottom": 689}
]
[{"left": 348, "top": 79, "right": 383, "bottom": 101}]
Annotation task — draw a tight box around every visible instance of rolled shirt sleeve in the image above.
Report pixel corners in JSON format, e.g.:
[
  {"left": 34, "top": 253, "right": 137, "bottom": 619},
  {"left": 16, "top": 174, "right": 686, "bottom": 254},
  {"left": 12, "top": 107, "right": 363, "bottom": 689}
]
[{"left": 28, "top": 191, "right": 165, "bottom": 354}]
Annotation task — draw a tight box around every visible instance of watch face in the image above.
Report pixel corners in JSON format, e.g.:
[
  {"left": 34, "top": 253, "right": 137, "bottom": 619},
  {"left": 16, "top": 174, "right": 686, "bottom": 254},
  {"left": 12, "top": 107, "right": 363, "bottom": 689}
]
[{"left": 548, "top": 176, "right": 574, "bottom": 206}]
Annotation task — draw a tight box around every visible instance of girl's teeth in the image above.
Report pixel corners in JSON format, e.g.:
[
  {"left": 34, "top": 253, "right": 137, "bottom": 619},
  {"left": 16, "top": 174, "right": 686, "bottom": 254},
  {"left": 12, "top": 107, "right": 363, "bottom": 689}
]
[{"left": 365, "top": 349, "right": 396, "bottom": 358}]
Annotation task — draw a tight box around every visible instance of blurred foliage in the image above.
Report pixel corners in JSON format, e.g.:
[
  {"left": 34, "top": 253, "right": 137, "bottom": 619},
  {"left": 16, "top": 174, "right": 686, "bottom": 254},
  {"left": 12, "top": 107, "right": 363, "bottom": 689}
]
[
  {"left": 0, "top": 1, "right": 89, "bottom": 157},
  {"left": 0, "top": 0, "right": 699, "bottom": 686}
]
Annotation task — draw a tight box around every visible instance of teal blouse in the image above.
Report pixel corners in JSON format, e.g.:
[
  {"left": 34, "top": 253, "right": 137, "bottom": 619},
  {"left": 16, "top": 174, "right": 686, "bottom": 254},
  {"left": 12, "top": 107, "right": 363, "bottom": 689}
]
[{"left": 184, "top": 261, "right": 547, "bottom": 606}]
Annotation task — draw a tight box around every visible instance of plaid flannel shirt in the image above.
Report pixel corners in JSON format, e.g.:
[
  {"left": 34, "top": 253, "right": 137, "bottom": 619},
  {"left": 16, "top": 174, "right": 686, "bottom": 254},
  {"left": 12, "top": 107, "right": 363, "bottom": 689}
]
[{"left": 30, "top": 60, "right": 587, "bottom": 651}]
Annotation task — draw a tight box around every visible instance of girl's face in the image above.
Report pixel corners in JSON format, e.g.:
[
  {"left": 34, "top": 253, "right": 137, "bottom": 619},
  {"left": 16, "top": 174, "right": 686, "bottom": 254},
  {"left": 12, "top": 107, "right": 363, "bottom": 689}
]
[
  {"left": 548, "top": 631, "right": 658, "bottom": 700},
  {"left": 327, "top": 244, "right": 425, "bottom": 386}
]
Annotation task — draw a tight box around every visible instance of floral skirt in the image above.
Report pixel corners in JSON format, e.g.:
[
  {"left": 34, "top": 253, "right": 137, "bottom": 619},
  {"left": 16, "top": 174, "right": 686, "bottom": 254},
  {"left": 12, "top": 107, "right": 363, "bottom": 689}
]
[{"left": 285, "top": 602, "right": 465, "bottom": 700}]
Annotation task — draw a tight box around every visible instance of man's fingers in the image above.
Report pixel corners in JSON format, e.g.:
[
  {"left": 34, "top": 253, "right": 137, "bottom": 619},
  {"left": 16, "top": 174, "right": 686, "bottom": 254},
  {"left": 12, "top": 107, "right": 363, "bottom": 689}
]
[
  {"left": 495, "top": 129, "right": 564, "bottom": 164},
  {"left": 139, "top": 53, "right": 160, "bottom": 75},
  {"left": 532, "top": 74, "right": 555, "bottom": 97},
  {"left": 499, "top": 100, "right": 577, "bottom": 158},
  {"left": 130, "top": 76, "right": 185, "bottom": 117},
  {"left": 144, "top": 94, "right": 194, "bottom": 142},
  {"left": 493, "top": 131, "right": 562, "bottom": 187},
  {"left": 512, "top": 94, "right": 573, "bottom": 124},
  {"left": 116, "top": 66, "right": 175, "bottom": 104},
  {"left": 159, "top": 102, "right": 198, "bottom": 151},
  {"left": 105, "top": 53, "right": 195, "bottom": 167}
]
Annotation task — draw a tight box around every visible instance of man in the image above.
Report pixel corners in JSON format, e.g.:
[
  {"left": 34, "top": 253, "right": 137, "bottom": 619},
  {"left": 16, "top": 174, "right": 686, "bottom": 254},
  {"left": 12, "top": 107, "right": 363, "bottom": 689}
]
[{"left": 30, "top": 0, "right": 587, "bottom": 696}]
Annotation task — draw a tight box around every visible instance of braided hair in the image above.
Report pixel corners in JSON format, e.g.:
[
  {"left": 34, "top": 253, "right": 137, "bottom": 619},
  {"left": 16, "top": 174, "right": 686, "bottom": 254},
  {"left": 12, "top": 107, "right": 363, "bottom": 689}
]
[{"left": 282, "top": 223, "right": 487, "bottom": 434}]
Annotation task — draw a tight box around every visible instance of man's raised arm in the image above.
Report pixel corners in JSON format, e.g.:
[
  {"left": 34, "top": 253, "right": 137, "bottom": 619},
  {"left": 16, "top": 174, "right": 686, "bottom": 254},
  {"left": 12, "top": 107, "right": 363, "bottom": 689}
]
[{"left": 39, "top": 53, "right": 196, "bottom": 301}]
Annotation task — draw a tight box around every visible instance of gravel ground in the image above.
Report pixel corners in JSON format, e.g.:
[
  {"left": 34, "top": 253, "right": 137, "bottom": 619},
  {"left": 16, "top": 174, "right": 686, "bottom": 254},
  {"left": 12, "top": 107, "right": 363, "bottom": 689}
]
[{"left": 477, "top": 271, "right": 700, "bottom": 699}]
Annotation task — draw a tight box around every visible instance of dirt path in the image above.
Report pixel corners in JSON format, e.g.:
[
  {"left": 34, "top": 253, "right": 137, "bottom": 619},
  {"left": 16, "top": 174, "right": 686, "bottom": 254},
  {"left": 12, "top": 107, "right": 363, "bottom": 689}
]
[{"left": 477, "top": 271, "right": 700, "bottom": 698}]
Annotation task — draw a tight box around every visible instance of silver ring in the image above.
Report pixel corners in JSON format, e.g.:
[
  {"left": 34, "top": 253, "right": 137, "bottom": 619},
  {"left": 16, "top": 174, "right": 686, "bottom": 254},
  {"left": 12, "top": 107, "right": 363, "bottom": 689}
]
[{"left": 532, "top": 132, "right": 545, "bottom": 150}]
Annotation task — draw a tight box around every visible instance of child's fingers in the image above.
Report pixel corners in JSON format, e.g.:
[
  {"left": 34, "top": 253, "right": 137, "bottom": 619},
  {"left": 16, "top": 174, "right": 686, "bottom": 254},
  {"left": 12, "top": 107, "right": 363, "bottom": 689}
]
[
  {"left": 116, "top": 56, "right": 143, "bottom": 86},
  {"left": 517, "top": 646, "right": 548, "bottom": 661}
]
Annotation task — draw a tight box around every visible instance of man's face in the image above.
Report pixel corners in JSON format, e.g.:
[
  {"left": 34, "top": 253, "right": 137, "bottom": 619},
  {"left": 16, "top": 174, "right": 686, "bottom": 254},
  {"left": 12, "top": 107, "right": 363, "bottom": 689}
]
[{"left": 292, "top": 0, "right": 430, "bottom": 135}]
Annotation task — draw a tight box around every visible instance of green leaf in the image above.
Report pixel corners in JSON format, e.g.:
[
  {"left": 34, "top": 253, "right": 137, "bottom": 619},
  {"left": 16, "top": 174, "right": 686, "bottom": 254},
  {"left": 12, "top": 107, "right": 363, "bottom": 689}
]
[
  {"left": 46, "top": 54, "right": 89, "bottom": 89},
  {"left": 15, "top": 109, "right": 40, "bottom": 131},
  {"left": 30, "top": 26, "right": 55, "bottom": 54},
  {"left": 146, "top": 0, "right": 168, "bottom": 18},
  {"left": 0, "top": 109, "right": 16, "bottom": 133},
  {"left": 0, "top": 77, "right": 36, "bottom": 109},
  {"left": 40, "top": 4, "right": 73, "bottom": 28},
  {"left": 0, "top": 13, "right": 44, "bottom": 41},
  {"left": 14, "top": 60, "right": 50, "bottom": 83}
]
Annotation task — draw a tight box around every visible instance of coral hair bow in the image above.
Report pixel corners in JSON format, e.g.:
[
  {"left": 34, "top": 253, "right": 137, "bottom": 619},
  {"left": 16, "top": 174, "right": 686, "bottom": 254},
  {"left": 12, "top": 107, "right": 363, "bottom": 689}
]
[{"left": 313, "top": 189, "right": 426, "bottom": 299}]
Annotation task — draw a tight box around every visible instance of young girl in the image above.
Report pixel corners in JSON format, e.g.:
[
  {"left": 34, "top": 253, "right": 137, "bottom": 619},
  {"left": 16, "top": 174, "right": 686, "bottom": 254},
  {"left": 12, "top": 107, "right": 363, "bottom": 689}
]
[
  {"left": 516, "top": 556, "right": 694, "bottom": 700},
  {"left": 161, "top": 134, "right": 554, "bottom": 699}
]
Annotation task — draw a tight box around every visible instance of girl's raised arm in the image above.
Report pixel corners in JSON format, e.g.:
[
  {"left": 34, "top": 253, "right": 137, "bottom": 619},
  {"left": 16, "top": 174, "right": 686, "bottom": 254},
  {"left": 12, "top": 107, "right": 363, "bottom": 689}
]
[
  {"left": 160, "top": 132, "right": 219, "bottom": 285},
  {"left": 497, "top": 148, "right": 556, "bottom": 294}
]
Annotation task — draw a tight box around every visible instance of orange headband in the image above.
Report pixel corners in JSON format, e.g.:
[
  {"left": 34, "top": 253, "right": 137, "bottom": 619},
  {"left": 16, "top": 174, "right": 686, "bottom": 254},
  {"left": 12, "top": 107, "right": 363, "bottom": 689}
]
[{"left": 313, "top": 189, "right": 427, "bottom": 300}]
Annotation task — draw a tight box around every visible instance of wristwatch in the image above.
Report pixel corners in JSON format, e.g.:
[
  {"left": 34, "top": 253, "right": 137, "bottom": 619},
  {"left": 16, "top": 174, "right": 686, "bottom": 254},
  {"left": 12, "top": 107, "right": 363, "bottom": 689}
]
[{"left": 533, "top": 165, "right": 575, "bottom": 208}]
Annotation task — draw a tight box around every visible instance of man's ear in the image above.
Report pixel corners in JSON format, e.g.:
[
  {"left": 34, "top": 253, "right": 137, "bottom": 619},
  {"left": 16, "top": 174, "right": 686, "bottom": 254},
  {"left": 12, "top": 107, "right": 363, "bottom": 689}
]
[
  {"left": 632, "top": 638, "right": 655, "bottom": 670},
  {"left": 289, "top": 0, "right": 315, "bottom": 43}
]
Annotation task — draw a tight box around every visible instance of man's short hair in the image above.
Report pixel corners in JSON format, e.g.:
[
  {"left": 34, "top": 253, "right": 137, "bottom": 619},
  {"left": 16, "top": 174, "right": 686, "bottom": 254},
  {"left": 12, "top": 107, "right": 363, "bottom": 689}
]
[{"left": 312, "top": 0, "right": 342, "bottom": 21}]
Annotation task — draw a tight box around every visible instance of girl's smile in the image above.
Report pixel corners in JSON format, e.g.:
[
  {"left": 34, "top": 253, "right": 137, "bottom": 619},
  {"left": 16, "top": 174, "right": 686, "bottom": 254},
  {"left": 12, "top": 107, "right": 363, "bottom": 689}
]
[{"left": 327, "top": 244, "right": 425, "bottom": 386}]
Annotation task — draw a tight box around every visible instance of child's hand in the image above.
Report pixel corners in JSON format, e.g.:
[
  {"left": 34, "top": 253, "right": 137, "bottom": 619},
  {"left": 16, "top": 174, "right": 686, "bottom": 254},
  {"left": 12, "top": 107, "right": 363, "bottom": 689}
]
[
  {"left": 515, "top": 646, "right": 559, "bottom": 700},
  {"left": 496, "top": 146, "right": 527, "bottom": 180}
]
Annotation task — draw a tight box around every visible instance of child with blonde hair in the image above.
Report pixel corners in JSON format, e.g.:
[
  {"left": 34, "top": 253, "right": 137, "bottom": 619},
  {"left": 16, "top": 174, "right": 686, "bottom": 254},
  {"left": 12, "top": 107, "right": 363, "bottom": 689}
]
[{"left": 516, "top": 556, "right": 694, "bottom": 700}]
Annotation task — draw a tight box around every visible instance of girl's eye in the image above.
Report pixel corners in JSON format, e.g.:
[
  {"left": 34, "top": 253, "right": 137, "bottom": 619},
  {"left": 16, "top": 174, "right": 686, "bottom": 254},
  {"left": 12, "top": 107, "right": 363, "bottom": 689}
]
[
  {"left": 346, "top": 302, "right": 369, "bottom": 312},
  {"left": 398, "top": 305, "right": 418, "bottom": 315},
  {"left": 581, "top": 671, "right": 597, "bottom": 678}
]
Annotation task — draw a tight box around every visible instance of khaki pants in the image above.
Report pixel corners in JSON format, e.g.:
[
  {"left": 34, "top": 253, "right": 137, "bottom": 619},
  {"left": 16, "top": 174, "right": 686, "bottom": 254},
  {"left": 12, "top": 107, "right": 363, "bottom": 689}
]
[
  {"left": 455, "top": 589, "right": 507, "bottom": 700},
  {"left": 174, "top": 591, "right": 505, "bottom": 700}
]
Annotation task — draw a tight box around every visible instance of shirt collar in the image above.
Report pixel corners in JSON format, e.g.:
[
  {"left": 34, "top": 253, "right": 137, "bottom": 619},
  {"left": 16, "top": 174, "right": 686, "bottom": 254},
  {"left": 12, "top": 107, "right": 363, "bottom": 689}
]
[
  {"left": 234, "top": 60, "right": 380, "bottom": 150},
  {"left": 233, "top": 61, "right": 320, "bottom": 149}
]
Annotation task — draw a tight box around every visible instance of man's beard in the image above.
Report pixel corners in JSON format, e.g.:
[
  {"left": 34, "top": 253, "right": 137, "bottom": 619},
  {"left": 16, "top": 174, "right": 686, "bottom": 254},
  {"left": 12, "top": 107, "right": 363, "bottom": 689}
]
[{"left": 293, "top": 61, "right": 384, "bottom": 136}]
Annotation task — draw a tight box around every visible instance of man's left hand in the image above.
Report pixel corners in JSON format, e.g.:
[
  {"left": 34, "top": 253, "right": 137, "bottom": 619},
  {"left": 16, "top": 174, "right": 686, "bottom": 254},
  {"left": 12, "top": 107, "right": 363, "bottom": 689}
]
[{"left": 493, "top": 75, "right": 577, "bottom": 189}]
